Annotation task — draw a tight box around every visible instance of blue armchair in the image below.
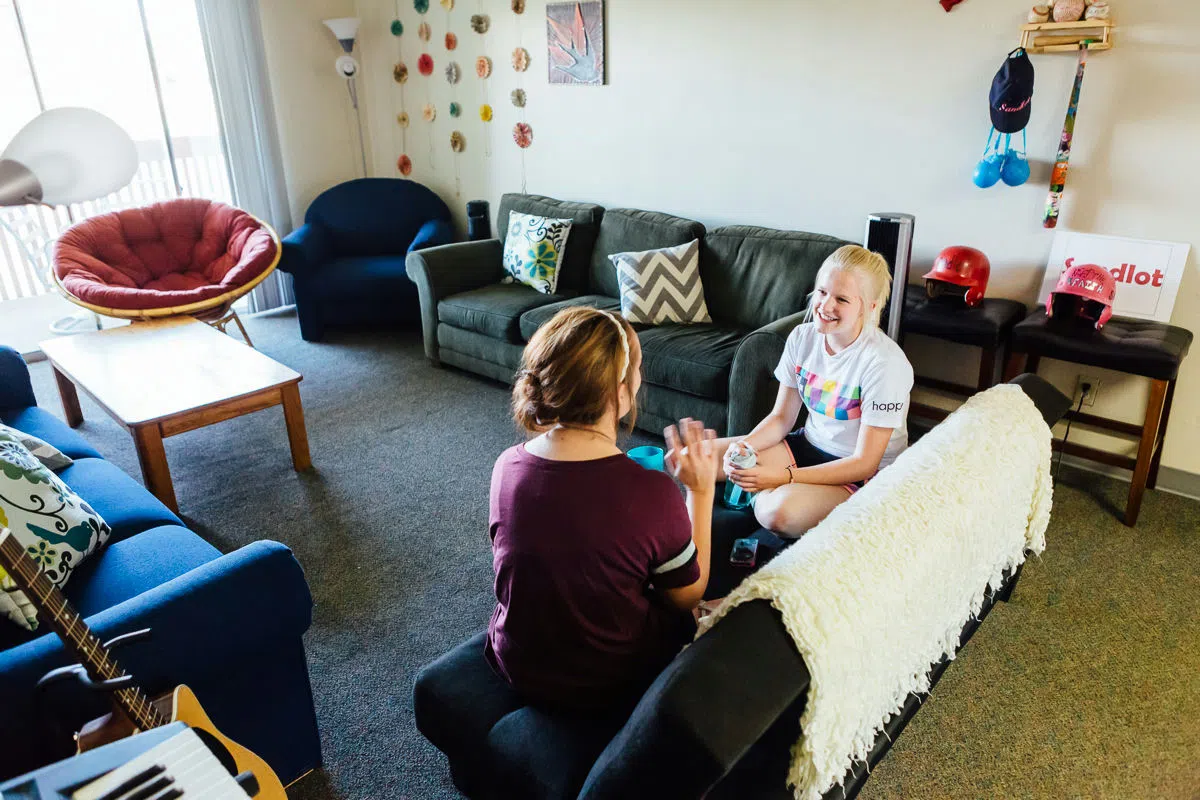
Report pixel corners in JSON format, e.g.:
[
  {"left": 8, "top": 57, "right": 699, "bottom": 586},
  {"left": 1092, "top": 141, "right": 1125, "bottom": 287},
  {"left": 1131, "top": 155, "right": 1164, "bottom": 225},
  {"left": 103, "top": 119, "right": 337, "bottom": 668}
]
[
  {"left": 0, "top": 347, "right": 321, "bottom": 785},
  {"left": 279, "top": 178, "right": 455, "bottom": 341}
]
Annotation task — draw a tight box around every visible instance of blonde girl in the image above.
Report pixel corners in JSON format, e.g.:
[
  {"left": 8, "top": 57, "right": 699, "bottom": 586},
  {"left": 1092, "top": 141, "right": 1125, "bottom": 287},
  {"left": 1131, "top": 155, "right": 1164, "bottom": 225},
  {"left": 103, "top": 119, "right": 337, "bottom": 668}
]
[{"left": 705, "top": 245, "right": 914, "bottom": 537}]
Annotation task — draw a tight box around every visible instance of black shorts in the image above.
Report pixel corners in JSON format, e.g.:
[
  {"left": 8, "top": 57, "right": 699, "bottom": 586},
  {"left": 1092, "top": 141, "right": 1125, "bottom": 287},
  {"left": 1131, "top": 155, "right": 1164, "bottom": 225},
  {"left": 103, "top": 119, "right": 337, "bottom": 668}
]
[{"left": 781, "top": 433, "right": 864, "bottom": 493}]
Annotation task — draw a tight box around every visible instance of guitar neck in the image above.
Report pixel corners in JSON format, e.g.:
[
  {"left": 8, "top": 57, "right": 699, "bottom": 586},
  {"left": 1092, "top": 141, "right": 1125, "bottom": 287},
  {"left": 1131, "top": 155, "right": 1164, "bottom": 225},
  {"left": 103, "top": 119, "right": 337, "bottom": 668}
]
[{"left": 0, "top": 527, "right": 166, "bottom": 730}]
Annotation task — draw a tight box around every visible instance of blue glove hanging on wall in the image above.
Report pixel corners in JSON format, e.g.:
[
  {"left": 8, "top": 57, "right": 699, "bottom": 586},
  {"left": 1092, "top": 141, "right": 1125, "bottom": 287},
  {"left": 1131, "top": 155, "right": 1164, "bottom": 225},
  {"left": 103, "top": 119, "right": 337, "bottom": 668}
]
[{"left": 975, "top": 48, "right": 1034, "bottom": 188}]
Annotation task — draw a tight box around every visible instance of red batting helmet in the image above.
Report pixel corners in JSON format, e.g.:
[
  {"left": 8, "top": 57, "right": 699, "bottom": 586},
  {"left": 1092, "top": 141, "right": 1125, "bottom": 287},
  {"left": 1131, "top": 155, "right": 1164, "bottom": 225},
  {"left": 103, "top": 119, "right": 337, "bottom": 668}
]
[
  {"left": 923, "top": 246, "right": 991, "bottom": 307},
  {"left": 1045, "top": 260, "right": 1117, "bottom": 330}
]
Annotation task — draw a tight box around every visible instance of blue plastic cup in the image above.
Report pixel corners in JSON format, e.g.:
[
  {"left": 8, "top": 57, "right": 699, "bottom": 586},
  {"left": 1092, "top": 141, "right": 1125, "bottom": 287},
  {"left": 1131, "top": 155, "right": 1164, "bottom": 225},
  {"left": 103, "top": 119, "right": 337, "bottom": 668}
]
[{"left": 628, "top": 446, "right": 665, "bottom": 472}]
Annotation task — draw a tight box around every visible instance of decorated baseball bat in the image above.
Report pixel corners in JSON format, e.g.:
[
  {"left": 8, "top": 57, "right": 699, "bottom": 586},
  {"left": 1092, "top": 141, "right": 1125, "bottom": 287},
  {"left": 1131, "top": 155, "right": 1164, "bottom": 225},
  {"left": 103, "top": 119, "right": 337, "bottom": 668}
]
[{"left": 1044, "top": 42, "right": 1092, "bottom": 228}]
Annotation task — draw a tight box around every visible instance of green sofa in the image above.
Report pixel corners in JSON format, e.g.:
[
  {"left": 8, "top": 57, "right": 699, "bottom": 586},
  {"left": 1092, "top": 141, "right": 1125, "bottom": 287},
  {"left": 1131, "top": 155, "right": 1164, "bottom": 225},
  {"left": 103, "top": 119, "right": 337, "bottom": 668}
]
[{"left": 406, "top": 193, "right": 849, "bottom": 436}]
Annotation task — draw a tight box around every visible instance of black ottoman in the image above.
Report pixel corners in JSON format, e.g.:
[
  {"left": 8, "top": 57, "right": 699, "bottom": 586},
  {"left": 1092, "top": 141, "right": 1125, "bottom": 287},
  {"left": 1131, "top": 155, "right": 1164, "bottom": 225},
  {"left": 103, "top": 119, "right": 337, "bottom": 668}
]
[
  {"left": 901, "top": 285, "right": 1028, "bottom": 408},
  {"left": 1005, "top": 308, "right": 1193, "bottom": 526}
]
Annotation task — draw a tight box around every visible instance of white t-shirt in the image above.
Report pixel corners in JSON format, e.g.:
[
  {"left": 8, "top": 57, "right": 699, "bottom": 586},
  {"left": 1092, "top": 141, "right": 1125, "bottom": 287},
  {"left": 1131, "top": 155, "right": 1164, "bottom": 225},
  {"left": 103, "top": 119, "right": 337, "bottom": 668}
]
[{"left": 774, "top": 323, "right": 914, "bottom": 469}]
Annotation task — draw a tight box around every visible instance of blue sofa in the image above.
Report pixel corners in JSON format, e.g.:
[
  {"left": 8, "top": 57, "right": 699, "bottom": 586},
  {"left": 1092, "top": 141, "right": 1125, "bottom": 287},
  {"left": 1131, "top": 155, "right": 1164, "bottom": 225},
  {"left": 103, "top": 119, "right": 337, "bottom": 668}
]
[
  {"left": 0, "top": 346, "right": 321, "bottom": 785},
  {"left": 279, "top": 178, "right": 456, "bottom": 341}
]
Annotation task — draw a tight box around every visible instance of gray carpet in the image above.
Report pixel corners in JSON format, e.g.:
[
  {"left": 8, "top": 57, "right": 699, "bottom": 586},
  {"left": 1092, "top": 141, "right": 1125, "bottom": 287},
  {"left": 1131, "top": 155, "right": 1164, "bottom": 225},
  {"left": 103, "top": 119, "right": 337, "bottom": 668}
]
[{"left": 22, "top": 310, "right": 1200, "bottom": 799}]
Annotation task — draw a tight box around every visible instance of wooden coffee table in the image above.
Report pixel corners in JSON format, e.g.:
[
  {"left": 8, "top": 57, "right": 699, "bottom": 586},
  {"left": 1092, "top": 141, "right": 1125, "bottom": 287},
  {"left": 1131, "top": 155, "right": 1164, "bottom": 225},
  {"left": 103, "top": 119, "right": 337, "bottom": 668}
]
[{"left": 39, "top": 318, "right": 311, "bottom": 513}]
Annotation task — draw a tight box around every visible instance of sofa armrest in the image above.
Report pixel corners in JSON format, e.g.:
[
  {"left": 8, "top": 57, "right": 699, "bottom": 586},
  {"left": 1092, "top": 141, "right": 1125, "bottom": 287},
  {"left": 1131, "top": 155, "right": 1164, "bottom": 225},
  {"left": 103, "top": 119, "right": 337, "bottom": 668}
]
[
  {"left": 726, "top": 312, "right": 806, "bottom": 436},
  {"left": 0, "top": 346, "right": 36, "bottom": 411},
  {"left": 0, "top": 540, "right": 314, "bottom": 781},
  {"left": 409, "top": 218, "right": 456, "bottom": 252},
  {"left": 579, "top": 600, "right": 809, "bottom": 799},
  {"left": 279, "top": 222, "right": 332, "bottom": 277},
  {"left": 405, "top": 239, "right": 505, "bottom": 363}
]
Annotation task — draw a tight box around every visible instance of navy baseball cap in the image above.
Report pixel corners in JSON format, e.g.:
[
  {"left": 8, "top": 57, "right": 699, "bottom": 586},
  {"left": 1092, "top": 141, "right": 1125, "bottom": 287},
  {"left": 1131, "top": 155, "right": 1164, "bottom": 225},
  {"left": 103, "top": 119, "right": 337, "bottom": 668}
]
[{"left": 989, "top": 48, "right": 1035, "bottom": 133}]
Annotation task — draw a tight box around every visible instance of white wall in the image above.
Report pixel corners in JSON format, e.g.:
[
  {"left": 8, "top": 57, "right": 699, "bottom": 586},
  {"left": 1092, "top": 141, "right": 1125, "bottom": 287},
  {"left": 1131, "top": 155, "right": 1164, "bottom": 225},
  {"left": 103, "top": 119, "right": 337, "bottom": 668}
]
[
  {"left": 345, "top": 0, "right": 1200, "bottom": 477},
  {"left": 259, "top": 0, "right": 367, "bottom": 228}
]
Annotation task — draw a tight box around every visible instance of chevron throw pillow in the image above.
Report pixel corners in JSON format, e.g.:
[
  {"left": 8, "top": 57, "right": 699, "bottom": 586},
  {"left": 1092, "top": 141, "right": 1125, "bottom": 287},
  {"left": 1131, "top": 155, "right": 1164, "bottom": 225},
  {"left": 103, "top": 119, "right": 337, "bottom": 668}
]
[{"left": 611, "top": 239, "right": 711, "bottom": 325}]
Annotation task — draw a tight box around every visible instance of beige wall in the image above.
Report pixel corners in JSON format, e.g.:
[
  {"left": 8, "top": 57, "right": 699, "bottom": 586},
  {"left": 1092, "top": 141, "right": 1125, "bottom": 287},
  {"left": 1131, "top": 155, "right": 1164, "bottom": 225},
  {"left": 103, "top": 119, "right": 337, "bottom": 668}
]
[
  {"left": 304, "top": 0, "right": 1199, "bottom": 477},
  {"left": 258, "top": 0, "right": 367, "bottom": 229}
]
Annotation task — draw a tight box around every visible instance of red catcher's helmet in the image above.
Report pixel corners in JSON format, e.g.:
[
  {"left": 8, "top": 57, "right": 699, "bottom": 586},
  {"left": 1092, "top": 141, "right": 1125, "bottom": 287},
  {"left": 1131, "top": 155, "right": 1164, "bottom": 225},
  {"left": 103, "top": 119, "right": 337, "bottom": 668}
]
[
  {"left": 1046, "top": 259, "right": 1116, "bottom": 330},
  {"left": 923, "top": 246, "right": 991, "bottom": 307}
]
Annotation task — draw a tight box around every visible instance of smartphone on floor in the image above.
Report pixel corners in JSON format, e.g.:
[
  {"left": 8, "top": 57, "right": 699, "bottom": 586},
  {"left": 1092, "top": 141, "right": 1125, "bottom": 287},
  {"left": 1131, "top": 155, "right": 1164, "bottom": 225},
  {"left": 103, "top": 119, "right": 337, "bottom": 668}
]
[{"left": 730, "top": 537, "right": 758, "bottom": 568}]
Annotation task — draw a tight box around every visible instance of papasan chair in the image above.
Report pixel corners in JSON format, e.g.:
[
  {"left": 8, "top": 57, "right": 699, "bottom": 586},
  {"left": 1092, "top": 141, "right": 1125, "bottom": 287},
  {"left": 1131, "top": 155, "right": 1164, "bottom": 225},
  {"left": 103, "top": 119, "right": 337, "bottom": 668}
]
[{"left": 52, "top": 198, "right": 281, "bottom": 347}]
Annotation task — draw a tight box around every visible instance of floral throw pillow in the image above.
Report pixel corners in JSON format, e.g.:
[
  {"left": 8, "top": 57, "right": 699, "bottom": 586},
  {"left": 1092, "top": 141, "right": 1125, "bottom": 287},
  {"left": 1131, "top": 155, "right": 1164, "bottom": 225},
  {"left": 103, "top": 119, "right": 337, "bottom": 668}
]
[
  {"left": 0, "top": 429, "right": 111, "bottom": 631},
  {"left": 501, "top": 211, "right": 573, "bottom": 294}
]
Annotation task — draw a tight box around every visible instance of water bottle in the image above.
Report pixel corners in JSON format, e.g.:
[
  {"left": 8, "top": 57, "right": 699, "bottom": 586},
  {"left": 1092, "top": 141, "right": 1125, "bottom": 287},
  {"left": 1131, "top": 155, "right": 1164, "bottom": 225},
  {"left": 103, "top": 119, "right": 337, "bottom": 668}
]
[{"left": 723, "top": 444, "right": 757, "bottom": 510}]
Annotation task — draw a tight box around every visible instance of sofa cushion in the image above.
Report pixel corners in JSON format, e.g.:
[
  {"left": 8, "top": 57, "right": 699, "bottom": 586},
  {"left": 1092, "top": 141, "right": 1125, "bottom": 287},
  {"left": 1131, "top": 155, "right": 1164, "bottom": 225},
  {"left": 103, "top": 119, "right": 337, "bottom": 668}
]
[
  {"left": 637, "top": 325, "right": 746, "bottom": 400},
  {"left": 589, "top": 209, "right": 706, "bottom": 298},
  {"left": 440, "top": 284, "right": 561, "bottom": 343},
  {"left": 0, "top": 407, "right": 102, "bottom": 461},
  {"left": 519, "top": 294, "right": 621, "bottom": 342},
  {"left": 612, "top": 239, "right": 711, "bottom": 326},
  {"left": 310, "top": 255, "right": 412, "bottom": 298},
  {"left": 496, "top": 194, "right": 603, "bottom": 296},
  {"left": 54, "top": 458, "right": 182, "bottom": 544},
  {"left": 0, "top": 432, "right": 112, "bottom": 631},
  {"left": 701, "top": 226, "right": 849, "bottom": 330},
  {"left": 501, "top": 212, "right": 574, "bottom": 294},
  {"left": 64, "top": 525, "right": 221, "bottom": 618},
  {"left": 0, "top": 422, "right": 72, "bottom": 471}
]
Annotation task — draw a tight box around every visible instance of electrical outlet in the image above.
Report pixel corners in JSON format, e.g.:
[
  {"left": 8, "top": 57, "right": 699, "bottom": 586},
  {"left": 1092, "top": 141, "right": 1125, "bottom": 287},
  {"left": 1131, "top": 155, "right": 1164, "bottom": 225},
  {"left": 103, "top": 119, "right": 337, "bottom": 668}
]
[{"left": 1076, "top": 375, "right": 1101, "bottom": 407}]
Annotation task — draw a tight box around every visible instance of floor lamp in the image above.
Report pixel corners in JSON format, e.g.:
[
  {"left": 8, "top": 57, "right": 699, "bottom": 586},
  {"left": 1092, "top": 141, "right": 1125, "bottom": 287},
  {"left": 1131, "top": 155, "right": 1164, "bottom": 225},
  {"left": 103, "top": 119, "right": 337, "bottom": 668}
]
[
  {"left": 323, "top": 17, "right": 369, "bottom": 178},
  {"left": 0, "top": 107, "right": 137, "bottom": 335}
]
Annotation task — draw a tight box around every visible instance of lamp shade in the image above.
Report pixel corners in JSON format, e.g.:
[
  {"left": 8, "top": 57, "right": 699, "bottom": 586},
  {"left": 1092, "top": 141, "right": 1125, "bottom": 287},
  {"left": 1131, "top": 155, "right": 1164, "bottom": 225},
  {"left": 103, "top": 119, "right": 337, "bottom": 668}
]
[
  {"left": 1, "top": 107, "right": 137, "bottom": 206},
  {"left": 323, "top": 17, "right": 360, "bottom": 52}
]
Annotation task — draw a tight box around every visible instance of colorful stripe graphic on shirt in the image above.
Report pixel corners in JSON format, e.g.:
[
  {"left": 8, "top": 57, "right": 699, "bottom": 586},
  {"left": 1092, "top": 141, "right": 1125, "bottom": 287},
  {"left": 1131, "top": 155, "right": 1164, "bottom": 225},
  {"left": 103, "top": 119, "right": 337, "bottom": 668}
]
[{"left": 796, "top": 367, "right": 862, "bottom": 420}]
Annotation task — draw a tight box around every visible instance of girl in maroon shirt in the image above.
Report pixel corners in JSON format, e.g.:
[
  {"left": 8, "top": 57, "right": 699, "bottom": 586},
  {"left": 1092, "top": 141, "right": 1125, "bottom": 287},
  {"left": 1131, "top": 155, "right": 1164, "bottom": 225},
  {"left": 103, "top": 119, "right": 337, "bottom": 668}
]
[{"left": 486, "top": 306, "right": 718, "bottom": 711}]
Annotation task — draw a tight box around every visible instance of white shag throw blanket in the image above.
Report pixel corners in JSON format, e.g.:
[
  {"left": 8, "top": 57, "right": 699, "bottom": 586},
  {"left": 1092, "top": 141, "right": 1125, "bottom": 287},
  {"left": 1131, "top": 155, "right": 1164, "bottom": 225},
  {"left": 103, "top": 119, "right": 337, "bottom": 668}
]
[{"left": 696, "top": 384, "right": 1053, "bottom": 800}]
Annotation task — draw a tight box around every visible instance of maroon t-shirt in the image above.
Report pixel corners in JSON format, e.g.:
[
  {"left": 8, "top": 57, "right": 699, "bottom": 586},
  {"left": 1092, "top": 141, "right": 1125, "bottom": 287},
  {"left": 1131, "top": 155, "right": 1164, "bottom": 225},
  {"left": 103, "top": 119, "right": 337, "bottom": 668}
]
[{"left": 485, "top": 444, "right": 700, "bottom": 710}]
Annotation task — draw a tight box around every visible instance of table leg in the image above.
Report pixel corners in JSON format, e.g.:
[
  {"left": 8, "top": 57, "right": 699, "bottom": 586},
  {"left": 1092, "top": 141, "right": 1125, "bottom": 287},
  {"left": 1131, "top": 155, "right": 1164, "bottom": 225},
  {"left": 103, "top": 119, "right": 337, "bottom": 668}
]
[
  {"left": 1125, "top": 378, "right": 1168, "bottom": 527},
  {"left": 53, "top": 367, "right": 83, "bottom": 428},
  {"left": 280, "top": 383, "right": 312, "bottom": 471},
  {"left": 977, "top": 347, "right": 997, "bottom": 390},
  {"left": 1147, "top": 378, "right": 1176, "bottom": 490},
  {"left": 133, "top": 424, "right": 178, "bottom": 514}
]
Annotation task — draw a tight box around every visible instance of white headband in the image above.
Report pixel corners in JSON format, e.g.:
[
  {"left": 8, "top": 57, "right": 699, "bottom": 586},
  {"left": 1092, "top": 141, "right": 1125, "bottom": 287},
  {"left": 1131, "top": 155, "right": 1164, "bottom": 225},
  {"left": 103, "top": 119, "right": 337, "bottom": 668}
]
[{"left": 600, "top": 309, "right": 630, "bottom": 383}]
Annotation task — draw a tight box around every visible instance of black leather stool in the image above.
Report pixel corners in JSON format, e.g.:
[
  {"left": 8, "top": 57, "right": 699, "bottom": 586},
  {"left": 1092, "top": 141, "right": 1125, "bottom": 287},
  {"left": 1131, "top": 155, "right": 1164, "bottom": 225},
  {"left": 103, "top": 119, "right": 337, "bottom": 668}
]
[
  {"left": 1004, "top": 308, "right": 1193, "bottom": 526},
  {"left": 899, "top": 285, "right": 1028, "bottom": 419}
]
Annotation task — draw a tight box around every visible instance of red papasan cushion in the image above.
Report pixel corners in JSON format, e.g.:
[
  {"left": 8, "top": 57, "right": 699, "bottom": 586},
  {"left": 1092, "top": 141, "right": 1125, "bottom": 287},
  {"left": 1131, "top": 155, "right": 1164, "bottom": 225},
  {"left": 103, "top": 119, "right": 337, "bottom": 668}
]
[{"left": 53, "top": 198, "right": 278, "bottom": 312}]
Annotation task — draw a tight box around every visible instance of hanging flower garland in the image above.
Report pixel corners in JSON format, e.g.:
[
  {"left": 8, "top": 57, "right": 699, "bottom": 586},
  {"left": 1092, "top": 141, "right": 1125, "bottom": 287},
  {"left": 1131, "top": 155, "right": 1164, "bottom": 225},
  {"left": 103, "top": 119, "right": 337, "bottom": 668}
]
[
  {"left": 445, "top": 62, "right": 461, "bottom": 84},
  {"left": 479, "top": 104, "right": 493, "bottom": 122},
  {"left": 449, "top": 102, "right": 461, "bottom": 117},
  {"left": 450, "top": 131, "right": 466, "bottom": 152},
  {"left": 423, "top": 103, "right": 437, "bottom": 122},
  {"left": 417, "top": 53, "right": 434, "bottom": 75},
  {"left": 513, "top": 122, "right": 533, "bottom": 149},
  {"left": 512, "top": 3, "right": 531, "bottom": 189},
  {"left": 475, "top": 56, "right": 492, "bottom": 78},
  {"left": 445, "top": 32, "right": 457, "bottom": 50},
  {"left": 440, "top": 0, "right": 454, "bottom": 9},
  {"left": 414, "top": 0, "right": 429, "bottom": 12},
  {"left": 470, "top": 14, "right": 490, "bottom": 33},
  {"left": 392, "top": 2, "right": 411, "bottom": 178},
  {"left": 418, "top": 21, "right": 431, "bottom": 41}
]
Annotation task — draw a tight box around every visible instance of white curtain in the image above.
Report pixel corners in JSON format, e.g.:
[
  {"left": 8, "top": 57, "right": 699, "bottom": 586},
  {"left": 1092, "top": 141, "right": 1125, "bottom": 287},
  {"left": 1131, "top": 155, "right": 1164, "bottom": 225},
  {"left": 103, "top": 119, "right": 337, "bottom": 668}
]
[{"left": 194, "top": 0, "right": 294, "bottom": 312}]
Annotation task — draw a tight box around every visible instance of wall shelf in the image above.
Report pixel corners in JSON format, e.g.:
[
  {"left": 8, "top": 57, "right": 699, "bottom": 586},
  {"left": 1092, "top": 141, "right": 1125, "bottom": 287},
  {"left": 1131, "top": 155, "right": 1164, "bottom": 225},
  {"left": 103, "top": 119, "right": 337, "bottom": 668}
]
[{"left": 1020, "top": 18, "right": 1113, "bottom": 54}]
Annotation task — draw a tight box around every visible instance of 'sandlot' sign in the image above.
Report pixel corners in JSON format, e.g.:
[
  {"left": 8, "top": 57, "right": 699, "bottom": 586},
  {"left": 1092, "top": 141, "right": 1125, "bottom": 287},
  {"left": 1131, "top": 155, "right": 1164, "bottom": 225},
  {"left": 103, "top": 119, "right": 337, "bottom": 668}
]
[{"left": 1039, "top": 231, "right": 1190, "bottom": 323}]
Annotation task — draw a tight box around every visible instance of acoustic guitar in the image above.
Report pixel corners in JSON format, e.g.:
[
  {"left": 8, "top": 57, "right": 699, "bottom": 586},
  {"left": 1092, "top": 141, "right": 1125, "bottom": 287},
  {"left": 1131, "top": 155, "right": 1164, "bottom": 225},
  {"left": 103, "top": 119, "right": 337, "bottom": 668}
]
[{"left": 0, "top": 526, "right": 286, "bottom": 799}]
